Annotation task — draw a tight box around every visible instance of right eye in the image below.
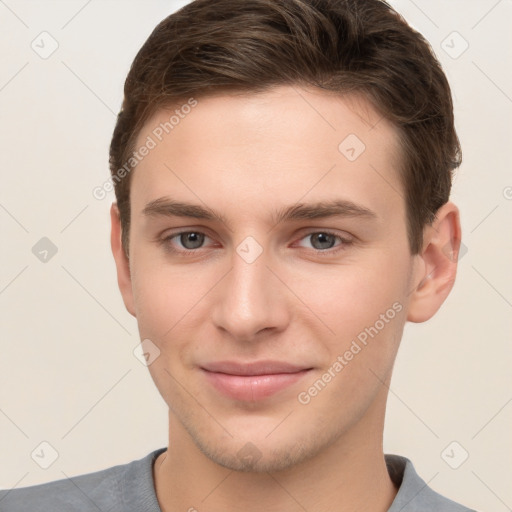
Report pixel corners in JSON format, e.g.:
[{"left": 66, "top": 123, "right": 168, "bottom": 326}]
[{"left": 162, "top": 231, "right": 213, "bottom": 252}]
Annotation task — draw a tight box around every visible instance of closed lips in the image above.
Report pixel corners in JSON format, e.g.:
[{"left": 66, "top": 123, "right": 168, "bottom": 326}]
[{"left": 201, "top": 361, "right": 313, "bottom": 401}]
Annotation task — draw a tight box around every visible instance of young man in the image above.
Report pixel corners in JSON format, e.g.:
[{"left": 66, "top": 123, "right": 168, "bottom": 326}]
[{"left": 0, "top": 0, "right": 476, "bottom": 510}]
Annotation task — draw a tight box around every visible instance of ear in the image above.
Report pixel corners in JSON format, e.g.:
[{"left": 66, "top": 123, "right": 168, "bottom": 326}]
[
  {"left": 110, "top": 203, "right": 136, "bottom": 317},
  {"left": 407, "top": 201, "right": 462, "bottom": 323}
]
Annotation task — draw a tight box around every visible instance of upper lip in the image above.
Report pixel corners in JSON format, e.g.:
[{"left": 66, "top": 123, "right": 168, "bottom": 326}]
[{"left": 201, "top": 361, "right": 311, "bottom": 376}]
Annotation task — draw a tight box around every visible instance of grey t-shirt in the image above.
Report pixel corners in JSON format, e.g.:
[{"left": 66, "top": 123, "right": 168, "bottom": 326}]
[{"left": 0, "top": 448, "right": 476, "bottom": 511}]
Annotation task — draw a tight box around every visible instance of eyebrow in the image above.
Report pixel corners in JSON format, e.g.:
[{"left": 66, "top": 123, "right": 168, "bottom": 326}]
[
  {"left": 142, "top": 197, "right": 377, "bottom": 229},
  {"left": 272, "top": 200, "right": 377, "bottom": 225},
  {"left": 142, "top": 197, "right": 229, "bottom": 225}
]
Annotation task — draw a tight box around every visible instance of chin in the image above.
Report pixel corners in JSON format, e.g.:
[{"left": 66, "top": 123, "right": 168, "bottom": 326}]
[
  {"left": 189, "top": 423, "right": 335, "bottom": 474},
  {"left": 201, "top": 442, "right": 310, "bottom": 473}
]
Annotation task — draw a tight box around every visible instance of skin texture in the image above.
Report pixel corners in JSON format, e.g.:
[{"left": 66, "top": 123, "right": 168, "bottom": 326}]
[{"left": 111, "top": 85, "right": 461, "bottom": 512}]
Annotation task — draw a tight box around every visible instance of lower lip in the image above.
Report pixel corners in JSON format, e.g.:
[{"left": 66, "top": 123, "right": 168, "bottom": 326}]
[{"left": 202, "top": 369, "right": 311, "bottom": 401}]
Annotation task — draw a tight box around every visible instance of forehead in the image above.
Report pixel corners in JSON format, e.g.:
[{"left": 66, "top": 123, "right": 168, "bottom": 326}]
[{"left": 130, "top": 85, "right": 404, "bottom": 224}]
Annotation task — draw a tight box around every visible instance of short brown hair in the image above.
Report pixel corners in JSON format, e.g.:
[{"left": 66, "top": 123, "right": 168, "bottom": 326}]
[{"left": 109, "top": 0, "right": 461, "bottom": 256}]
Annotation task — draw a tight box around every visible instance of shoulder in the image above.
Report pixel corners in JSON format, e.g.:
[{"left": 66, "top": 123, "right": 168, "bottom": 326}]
[
  {"left": 0, "top": 448, "right": 166, "bottom": 512},
  {"left": 386, "top": 454, "right": 478, "bottom": 512}
]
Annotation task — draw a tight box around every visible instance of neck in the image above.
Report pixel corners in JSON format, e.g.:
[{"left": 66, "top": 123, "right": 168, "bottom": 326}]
[{"left": 153, "top": 402, "right": 397, "bottom": 512}]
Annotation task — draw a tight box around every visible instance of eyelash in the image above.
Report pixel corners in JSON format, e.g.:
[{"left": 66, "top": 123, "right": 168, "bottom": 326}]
[{"left": 160, "top": 230, "right": 353, "bottom": 257}]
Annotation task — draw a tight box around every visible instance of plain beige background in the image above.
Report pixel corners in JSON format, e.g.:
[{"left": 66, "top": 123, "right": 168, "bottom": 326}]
[{"left": 0, "top": 1, "right": 511, "bottom": 510}]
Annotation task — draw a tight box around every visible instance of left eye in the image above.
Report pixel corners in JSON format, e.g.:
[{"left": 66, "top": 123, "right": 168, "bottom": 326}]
[
  {"left": 170, "top": 231, "right": 209, "bottom": 250},
  {"left": 297, "top": 232, "right": 344, "bottom": 251}
]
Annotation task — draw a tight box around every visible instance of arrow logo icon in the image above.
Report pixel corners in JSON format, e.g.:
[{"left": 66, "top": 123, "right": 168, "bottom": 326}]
[
  {"left": 134, "top": 339, "right": 161, "bottom": 366},
  {"left": 31, "top": 441, "right": 59, "bottom": 469},
  {"left": 440, "top": 441, "right": 469, "bottom": 469},
  {"left": 440, "top": 31, "right": 468, "bottom": 59},
  {"left": 338, "top": 134, "right": 365, "bottom": 162},
  {"left": 236, "top": 236, "right": 263, "bottom": 264},
  {"left": 32, "top": 237, "right": 58, "bottom": 263}
]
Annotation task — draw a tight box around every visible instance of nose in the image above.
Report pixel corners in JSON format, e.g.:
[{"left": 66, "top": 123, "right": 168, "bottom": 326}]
[{"left": 211, "top": 244, "right": 290, "bottom": 342}]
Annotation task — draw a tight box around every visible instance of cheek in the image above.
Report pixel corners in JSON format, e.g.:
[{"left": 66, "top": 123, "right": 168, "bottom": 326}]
[
  {"left": 130, "top": 254, "right": 186, "bottom": 340},
  {"left": 296, "top": 254, "right": 409, "bottom": 341},
  {"left": 129, "top": 253, "right": 219, "bottom": 360},
  {"left": 297, "top": 300, "right": 407, "bottom": 422}
]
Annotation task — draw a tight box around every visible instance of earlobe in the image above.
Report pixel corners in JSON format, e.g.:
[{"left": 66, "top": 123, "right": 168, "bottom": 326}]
[
  {"left": 110, "top": 203, "right": 136, "bottom": 317},
  {"left": 407, "top": 202, "right": 462, "bottom": 323}
]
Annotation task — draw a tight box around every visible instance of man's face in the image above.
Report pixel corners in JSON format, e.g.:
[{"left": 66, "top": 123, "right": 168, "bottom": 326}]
[{"left": 119, "top": 86, "right": 423, "bottom": 472}]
